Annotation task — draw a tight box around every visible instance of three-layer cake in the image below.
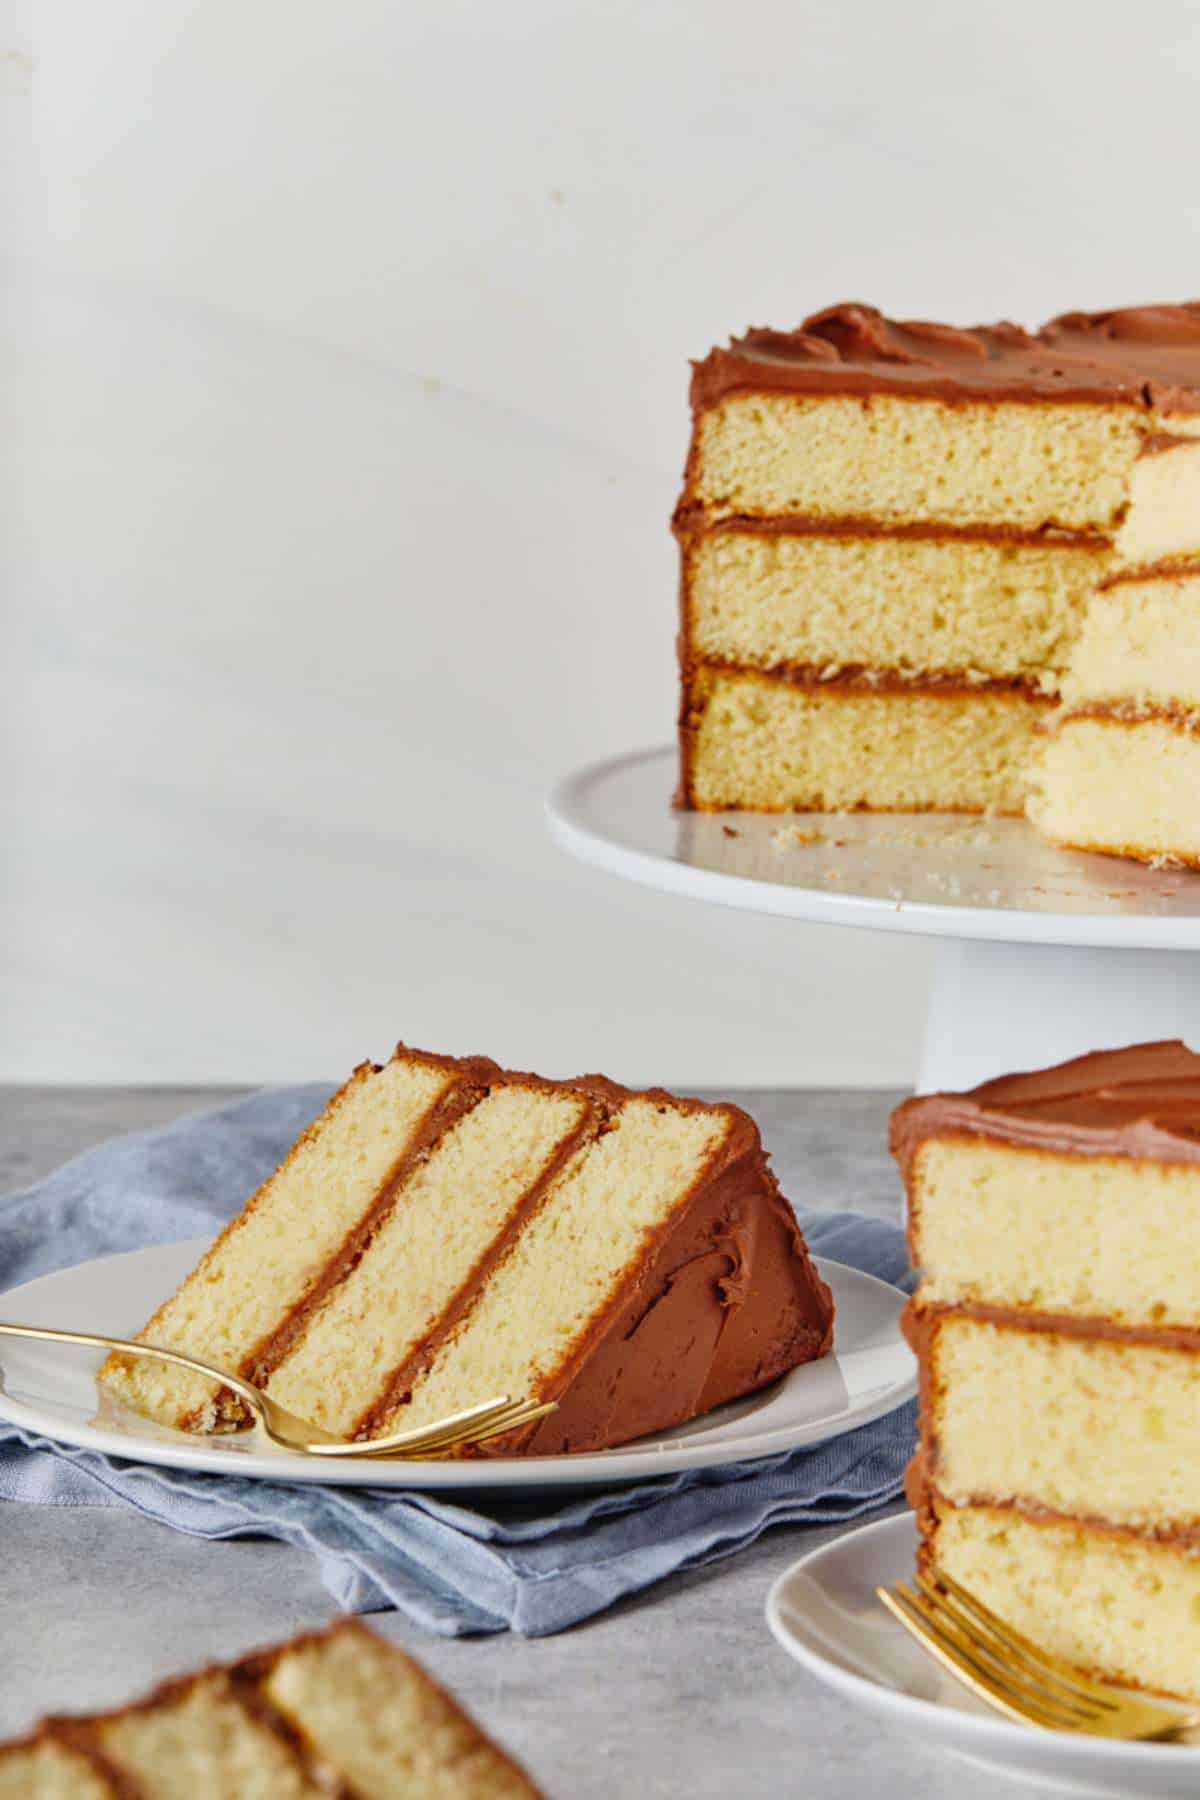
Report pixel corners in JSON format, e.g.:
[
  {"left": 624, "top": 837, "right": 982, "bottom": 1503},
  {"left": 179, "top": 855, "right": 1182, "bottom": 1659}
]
[
  {"left": 893, "top": 1041, "right": 1200, "bottom": 1701},
  {"left": 676, "top": 301, "right": 1200, "bottom": 861},
  {"left": 100, "top": 1043, "right": 833, "bottom": 1454}
]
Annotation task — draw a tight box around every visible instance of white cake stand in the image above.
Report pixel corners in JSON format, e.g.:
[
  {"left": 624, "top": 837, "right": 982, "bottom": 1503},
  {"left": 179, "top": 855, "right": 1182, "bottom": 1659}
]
[{"left": 546, "top": 747, "right": 1200, "bottom": 1092}]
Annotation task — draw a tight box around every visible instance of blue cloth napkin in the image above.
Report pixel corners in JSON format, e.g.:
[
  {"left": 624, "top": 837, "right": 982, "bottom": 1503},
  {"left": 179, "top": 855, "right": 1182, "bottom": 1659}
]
[{"left": 0, "top": 1088, "right": 915, "bottom": 1636}]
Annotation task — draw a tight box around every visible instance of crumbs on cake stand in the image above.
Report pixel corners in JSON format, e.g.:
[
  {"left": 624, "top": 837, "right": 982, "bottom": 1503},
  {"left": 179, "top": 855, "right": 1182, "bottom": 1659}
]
[{"left": 770, "top": 821, "right": 997, "bottom": 853}]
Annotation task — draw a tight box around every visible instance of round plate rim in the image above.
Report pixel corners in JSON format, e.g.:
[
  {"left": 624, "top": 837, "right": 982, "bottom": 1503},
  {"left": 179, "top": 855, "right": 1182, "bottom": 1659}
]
[
  {"left": 546, "top": 746, "right": 1200, "bottom": 950},
  {"left": 0, "top": 1245, "right": 914, "bottom": 1490},
  {"left": 765, "top": 1511, "right": 1200, "bottom": 1782}
]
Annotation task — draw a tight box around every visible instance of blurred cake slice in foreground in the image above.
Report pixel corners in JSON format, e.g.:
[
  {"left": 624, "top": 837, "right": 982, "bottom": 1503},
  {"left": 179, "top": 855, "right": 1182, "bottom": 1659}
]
[
  {"left": 0, "top": 1619, "right": 542, "bottom": 1797},
  {"left": 893, "top": 1040, "right": 1200, "bottom": 1701},
  {"left": 100, "top": 1044, "right": 833, "bottom": 1453}
]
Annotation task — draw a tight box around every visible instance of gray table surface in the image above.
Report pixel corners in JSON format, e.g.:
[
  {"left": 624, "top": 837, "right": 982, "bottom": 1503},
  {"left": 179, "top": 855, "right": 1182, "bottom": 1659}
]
[{"left": 0, "top": 1087, "right": 1021, "bottom": 1799}]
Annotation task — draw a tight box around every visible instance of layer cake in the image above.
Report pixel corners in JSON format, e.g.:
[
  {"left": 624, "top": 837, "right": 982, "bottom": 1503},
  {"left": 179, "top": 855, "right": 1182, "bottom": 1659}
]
[
  {"left": 99, "top": 1044, "right": 833, "bottom": 1452},
  {"left": 893, "top": 1040, "right": 1200, "bottom": 1701},
  {"left": 677, "top": 302, "right": 1200, "bottom": 857},
  {"left": 0, "top": 1619, "right": 542, "bottom": 1797}
]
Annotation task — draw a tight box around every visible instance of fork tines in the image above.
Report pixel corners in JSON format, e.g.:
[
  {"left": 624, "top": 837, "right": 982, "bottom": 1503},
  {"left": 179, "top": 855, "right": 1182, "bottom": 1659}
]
[
  {"left": 355, "top": 1395, "right": 556, "bottom": 1459},
  {"left": 877, "top": 1568, "right": 1200, "bottom": 1741}
]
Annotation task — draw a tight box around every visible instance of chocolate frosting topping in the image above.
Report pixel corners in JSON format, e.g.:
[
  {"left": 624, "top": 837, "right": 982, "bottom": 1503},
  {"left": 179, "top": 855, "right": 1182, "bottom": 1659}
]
[
  {"left": 891, "top": 1039, "right": 1200, "bottom": 1171},
  {"left": 692, "top": 302, "right": 1200, "bottom": 413}
]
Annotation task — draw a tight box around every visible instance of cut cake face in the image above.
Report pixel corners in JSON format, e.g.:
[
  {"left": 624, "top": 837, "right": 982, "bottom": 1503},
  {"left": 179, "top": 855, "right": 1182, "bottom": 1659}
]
[
  {"left": 100, "top": 1045, "right": 833, "bottom": 1455},
  {"left": 895, "top": 1039, "right": 1200, "bottom": 1701},
  {"left": 676, "top": 301, "right": 1200, "bottom": 846}
]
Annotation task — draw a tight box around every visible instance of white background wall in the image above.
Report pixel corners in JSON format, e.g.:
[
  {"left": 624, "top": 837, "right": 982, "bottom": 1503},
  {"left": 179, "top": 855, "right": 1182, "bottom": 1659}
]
[{"left": 5, "top": 0, "right": 1199, "bottom": 1087}]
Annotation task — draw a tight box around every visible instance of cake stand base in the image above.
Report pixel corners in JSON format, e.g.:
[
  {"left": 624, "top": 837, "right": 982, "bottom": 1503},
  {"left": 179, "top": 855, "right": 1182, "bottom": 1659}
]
[
  {"left": 919, "top": 940, "right": 1200, "bottom": 1093},
  {"left": 548, "top": 749, "right": 1200, "bottom": 1096}
]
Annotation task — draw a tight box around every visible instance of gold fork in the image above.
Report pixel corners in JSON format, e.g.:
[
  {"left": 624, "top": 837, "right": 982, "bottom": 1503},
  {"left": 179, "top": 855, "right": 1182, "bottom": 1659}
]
[
  {"left": 877, "top": 1569, "right": 1200, "bottom": 1743},
  {"left": 0, "top": 1322, "right": 555, "bottom": 1459}
]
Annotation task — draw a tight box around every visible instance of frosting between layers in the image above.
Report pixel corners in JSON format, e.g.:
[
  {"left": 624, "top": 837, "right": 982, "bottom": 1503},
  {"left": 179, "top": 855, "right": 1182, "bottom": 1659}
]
[
  {"left": 691, "top": 302, "right": 1200, "bottom": 413},
  {"left": 890, "top": 1039, "right": 1200, "bottom": 1171},
  {"left": 686, "top": 660, "right": 1055, "bottom": 700},
  {"left": 673, "top": 506, "right": 1113, "bottom": 547},
  {"left": 1099, "top": 554, "right": 1200, "bottom": 588},
  {"left": 1053, "top": 699, "right": 1200, "bottom": 735},
  {"left": 907, "top": 1451, "right": 1200, "bottom": 1556}
]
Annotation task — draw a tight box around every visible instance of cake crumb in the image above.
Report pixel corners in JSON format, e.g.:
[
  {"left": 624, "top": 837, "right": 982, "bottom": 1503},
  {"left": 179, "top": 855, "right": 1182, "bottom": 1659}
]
[
  {"left": 722, "top": 825, "right": 740, "bottom": 838},
  {"left": 771, "top": 826, "right": 820, "bottom": 850}
]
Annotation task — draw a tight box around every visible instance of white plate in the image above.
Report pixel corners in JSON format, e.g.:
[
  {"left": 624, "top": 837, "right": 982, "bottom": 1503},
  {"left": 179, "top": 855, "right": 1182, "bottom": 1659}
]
[
  {"left": 546, "top": 746, "right": 1200, "bottom": 948},
  {"left": 0, "top": 1242, "right": 913, "bottom": 1490},
  {"left": 766, "top": 1513, "right": 1200, "bottom": 1797}
]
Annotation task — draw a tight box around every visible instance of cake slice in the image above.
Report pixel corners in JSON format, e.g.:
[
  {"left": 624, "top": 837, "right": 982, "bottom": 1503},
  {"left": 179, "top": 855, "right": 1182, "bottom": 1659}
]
[
  {"left": 100, "top": 1045, "right": 833, "bottom": 1453},
  {"left": 893, "top": 1041, "right": 1200, "bottom": 1702},
  {"left": 677, "top": 301, "right": 1200, "bottom": 818},
  {"left": 0, "top": 1621, "right": 543, "bottom": 1797},
  {"left": 1029, "top": 560, "right": 1200, "bottom": 864}
]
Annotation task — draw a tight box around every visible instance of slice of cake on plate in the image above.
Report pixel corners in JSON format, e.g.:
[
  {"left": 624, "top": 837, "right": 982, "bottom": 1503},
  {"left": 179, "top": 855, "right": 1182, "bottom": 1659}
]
[
  {"left": 892, "top": 1040, "right": 1200, "bottom": 1701},
  {"left": 676, "top": 300, "right": 1200, "bottom": 843},
  {"left": 99, "top": 1044, "right": 833, "bottom": 1453},
  {"left": 0, "top": 1619, "right": 543, "bottom": 1797}
]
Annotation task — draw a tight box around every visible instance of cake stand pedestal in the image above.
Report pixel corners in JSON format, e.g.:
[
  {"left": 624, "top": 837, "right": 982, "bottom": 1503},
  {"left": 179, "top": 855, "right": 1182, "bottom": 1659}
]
[{"left": 546, "top": 747, "right": 1200, "bottom": 1092}]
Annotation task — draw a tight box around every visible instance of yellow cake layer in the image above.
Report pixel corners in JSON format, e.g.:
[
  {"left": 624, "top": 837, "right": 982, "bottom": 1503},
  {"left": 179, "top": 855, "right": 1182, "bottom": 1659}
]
[
  {"left": 1058, "top": 566, "right": 1200, "bottom": 711},
  {"left": 929, "top": 1501, "right": 1200, "bottom": 1702},
  {"left": 909, "top": 1138, "right": 1200, "bottom": 1327},
  {"left": 264, "top": 1623, "right": 538, "bottom": 1800},
  {"left": 393, "top": 1096, "right": 730, "bottom": 1434},
  {"left": 99, "top": 1054, "right": 465, "bottom": 1430},
  {"left": 1028, "top": 714, "right": 1200, "bottom": 864},
  {"left": 683, "top": 666, "right": 1043, "bottom": 812},
  {"left": 0, "top": 1738, "right": 115, "bottom": 1800},
  {"left": 265, "top": 1081, "right": 591, "bottom": 1437},
  {"left": 690, "top": 394, "right": 1152, "bottom": 532},
  {"left": 685, "top": 530, "right": 1104, "bottom": 687},
  {"left": 931, "top": 1313, "right": 1200, "bottom": 1531},
  {"left": 1118, "top": 437, "right": 1200, "bottom": 565},
  {"left": 96, "top": 1676, "right": 318, "bottom": 1800}
]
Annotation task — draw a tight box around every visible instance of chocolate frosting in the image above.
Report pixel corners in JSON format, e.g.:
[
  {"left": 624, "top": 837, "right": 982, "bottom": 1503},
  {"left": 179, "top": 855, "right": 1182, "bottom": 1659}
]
[
  {"left": 890, "top": 1039, "right": 1200, "bottom": 1173},
  {"left": 484, "top": 1101, "right": 834, "bottom": 1458},
  {"left": 691, "top": 302, "right": 1200, "bottom": 414}
]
